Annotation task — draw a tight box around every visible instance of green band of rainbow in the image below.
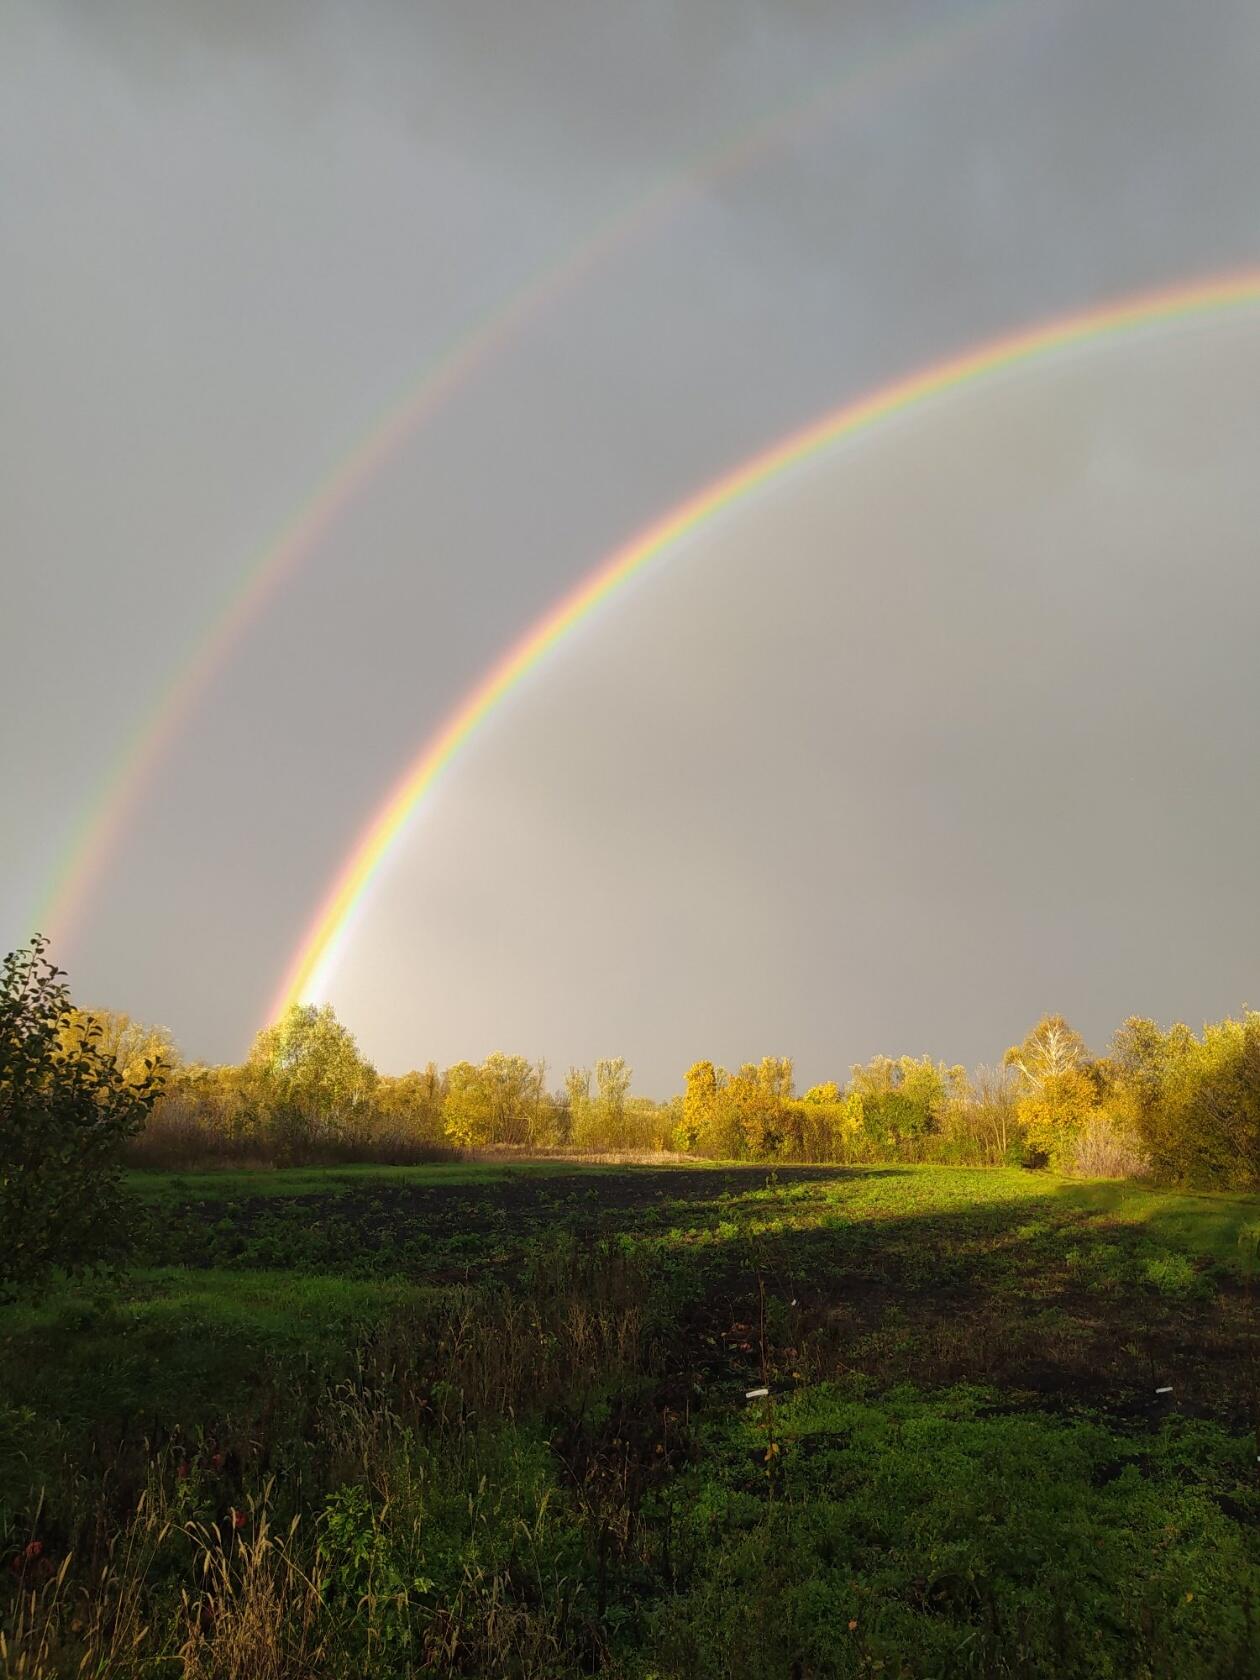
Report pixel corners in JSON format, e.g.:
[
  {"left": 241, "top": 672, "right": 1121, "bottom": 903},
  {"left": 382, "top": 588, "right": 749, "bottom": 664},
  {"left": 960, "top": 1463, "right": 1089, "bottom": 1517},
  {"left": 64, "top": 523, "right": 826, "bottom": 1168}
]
[
  {"left": 270, "top": 267, "right": 1260, "bottom": 1023},
  {"left": 37, "top": 0, "right": 1021, "bottom": 956}
]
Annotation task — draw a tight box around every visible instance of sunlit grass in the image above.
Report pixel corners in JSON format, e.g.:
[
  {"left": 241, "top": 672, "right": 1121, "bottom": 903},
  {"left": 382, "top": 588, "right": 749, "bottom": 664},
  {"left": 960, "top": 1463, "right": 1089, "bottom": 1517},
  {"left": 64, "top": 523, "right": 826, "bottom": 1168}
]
[{"left": 3, "top": 1163, "right": 1257, "bottom": 1676}]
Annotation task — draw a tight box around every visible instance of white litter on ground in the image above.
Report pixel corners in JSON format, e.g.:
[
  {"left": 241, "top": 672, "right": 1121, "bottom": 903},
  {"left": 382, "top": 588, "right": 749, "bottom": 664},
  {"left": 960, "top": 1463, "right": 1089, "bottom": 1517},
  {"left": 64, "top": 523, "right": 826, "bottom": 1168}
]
[{"left": 745, "top": 1387, "right": 769, "bottom": 1400}]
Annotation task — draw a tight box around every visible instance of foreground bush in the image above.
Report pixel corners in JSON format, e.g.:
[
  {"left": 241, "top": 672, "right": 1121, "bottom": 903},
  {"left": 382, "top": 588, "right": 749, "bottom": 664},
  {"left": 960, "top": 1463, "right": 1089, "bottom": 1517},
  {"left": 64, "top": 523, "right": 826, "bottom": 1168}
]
[{"left": 0, "top": 937, "right": 161, "bottom": 1295}]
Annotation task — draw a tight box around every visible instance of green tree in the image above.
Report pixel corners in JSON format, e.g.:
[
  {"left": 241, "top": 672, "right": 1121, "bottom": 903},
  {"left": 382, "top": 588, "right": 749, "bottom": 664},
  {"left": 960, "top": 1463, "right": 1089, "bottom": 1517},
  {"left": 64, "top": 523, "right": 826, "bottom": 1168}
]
[
  {"left": 0, "top": 938, "right": 163, "bottom": 1294},
  {"left": 844, "top": 1054, "right": 952, "bottom": 1148},
  {"left": 1111, "top": 1013, "right": 1260, "bottom": 1187}
]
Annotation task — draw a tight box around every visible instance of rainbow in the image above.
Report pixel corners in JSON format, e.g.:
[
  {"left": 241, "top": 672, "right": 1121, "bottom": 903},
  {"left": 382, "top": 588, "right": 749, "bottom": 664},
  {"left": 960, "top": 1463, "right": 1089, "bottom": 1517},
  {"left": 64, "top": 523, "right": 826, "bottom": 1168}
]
[
  {"left": 37, "top": 0, "right": 1029, "bottom": 954},
  {"left": 270, "top": 267, "right": 1260, "bottom": 1021}
]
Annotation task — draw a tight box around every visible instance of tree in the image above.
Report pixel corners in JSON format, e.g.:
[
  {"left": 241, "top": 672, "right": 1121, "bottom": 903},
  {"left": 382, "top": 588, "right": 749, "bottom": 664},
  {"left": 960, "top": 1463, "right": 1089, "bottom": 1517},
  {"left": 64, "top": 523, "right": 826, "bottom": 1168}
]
[
  {"left": 59, "top": 1007, "right": 180, "bottom": 1087},
  {"left": 678, "top": 1060, "right": 725, "bottom": 1154},
  {"left": 1014, "top": 1067, "right": 1099, "bottom": 1169},
  {"left": 442, "top": 1053, "right": 544, "bottom": 1147},
  {"left": 375, "top": 1064, "right": 446, "bottom": 1144},
  {"left": 962, "top": 1063, "right": 1020, "bottom": 1162},
  {"left": 1004, "top": 1016, "right": 1097, "bottom": 1168},
  {"left": 562, "top": 1066, "right": 591, "bottom": 1147},
  {"left": 726, "top": 1057, "right": 793, "bottom": 1155},
  {"left": 786, "top": 1080, "right": 851, "bottom": 1160},
  {"left": 443, "top": 1061, "right": 494, "bottom": 1148},
  {"left": 801, "top": 1081, "right": 841, "bottom": 1105},
  {"left": 844, "top": 1055, "right": 951, "bottom": 1148},
  {"left": 1111, "top": 1013, "right": 1260, "bottom": 1187},
  {"left": 247, "top": 1003, "right": 377, "bottom": 1149},
  {"left": 0, "top": 938, "right": 163, "bottom": 1294},
  {"left": 1004, "top": 1015, "right": 1088, "bottom": 1088},
  {"left": 591, "top": 1057, "right": 632, "bottom": 1148}
]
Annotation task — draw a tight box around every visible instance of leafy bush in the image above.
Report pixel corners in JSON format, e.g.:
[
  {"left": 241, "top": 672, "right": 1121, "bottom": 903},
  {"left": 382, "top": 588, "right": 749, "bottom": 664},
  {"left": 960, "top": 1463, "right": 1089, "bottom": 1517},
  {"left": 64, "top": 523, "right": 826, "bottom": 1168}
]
[
  {"left": 0, "top": 937, "right": 162, "bottom": 1294},
  {"left": 1111, "top": 1013, "right": 1260, "bottom": 1188}
]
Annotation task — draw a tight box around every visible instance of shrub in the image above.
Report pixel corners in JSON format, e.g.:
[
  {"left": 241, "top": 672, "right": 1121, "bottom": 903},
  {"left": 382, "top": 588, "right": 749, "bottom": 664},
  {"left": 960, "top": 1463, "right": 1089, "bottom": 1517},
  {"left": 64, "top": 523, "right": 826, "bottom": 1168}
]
[
  {"left": 0, "top": 937, "right": 163, "bottom": 1294},
  {"left": 1072, "top": 1112, "right": 1148, "bottom": 1178}
]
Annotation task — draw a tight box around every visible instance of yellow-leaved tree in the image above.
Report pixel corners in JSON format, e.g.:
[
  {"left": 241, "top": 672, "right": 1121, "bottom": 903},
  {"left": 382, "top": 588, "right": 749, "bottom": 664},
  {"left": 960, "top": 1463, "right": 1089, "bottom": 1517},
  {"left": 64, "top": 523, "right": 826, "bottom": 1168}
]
[
  {"left": 1004, "top": 1015, "right": 1098, "bottom": 1169},
  {"left": 247, "top": 1002, "right": 377, "bottom": 1152},
  {"left": 725, "top": 1057, "right": 794, "bottom": 1155},
  {"left": 58, "top": 1007, "right": 180, "bottom": 1087},
  {"left": 442, "top": 1053, "right": 546, "bottom": 1148},
  {"left": 677, "top": 1060, "right": 725, "bottom": 1154}
]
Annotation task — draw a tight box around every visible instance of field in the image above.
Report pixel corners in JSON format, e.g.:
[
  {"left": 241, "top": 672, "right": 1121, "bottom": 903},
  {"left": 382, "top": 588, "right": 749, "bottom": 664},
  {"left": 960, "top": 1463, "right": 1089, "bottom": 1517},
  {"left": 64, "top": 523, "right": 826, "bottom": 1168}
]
[{"left": 3, "top": 1163, "right": 1259, "bottom": 1677}]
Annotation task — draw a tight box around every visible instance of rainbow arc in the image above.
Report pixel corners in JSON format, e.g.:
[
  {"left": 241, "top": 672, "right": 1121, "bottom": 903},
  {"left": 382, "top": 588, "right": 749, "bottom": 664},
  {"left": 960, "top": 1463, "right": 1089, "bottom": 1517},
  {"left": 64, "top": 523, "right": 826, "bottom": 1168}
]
[
  {"left": 36, "top": 0, "right": 1032, "bottom": 954},
  {"left": 269, "top": 267, "right": 1260, "bottom": 1022}
]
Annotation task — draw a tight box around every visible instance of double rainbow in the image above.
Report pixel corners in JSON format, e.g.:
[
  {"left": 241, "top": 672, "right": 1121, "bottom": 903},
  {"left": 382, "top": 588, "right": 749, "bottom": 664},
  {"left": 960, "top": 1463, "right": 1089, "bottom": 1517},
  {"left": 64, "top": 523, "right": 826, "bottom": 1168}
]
[
  {"left": 269, "top": 267, "right": 1260, "bottom": 1023},
  {"left": 37, "top": 0, "right": 1024, "bottom": 956}
]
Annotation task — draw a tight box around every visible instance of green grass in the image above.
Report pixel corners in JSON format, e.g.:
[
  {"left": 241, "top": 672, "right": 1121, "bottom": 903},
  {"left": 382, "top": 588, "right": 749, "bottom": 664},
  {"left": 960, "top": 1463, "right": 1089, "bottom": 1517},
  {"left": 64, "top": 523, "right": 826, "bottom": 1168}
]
[
  {"left": 1054, "top": 1178, "right": 1260, "bottom": 1267},
  {"left": 124, "top": 1156, "right": 582, "bottom": 1201},
  {"left": 125, "top": 1158, "right": 1260, "bottom": 1264},
  {"left": 3, "top": 1163, "right": 1257, "bottom": 1677},
  {"left": 0, "top": 1269, "right": 434, "bottom": 1526},
  {"left": 648, "top": 1385, "right": 1258, "bottom": 1679}
]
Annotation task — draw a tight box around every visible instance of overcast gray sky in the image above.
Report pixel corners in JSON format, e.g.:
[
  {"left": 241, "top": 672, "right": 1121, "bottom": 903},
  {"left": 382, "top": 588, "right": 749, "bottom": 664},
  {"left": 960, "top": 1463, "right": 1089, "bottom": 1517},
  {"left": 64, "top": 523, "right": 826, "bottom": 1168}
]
[{"left": 4, "top": 0, "right": 1260, "bottom": 1090}]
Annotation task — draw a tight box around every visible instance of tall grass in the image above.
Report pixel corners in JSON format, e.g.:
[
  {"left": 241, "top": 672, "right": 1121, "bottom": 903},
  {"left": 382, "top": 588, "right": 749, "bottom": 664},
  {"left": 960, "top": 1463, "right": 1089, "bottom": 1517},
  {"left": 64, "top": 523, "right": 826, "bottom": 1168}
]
[{"left": 0, "top": 1238, "right": 651, "bottom": 1678}]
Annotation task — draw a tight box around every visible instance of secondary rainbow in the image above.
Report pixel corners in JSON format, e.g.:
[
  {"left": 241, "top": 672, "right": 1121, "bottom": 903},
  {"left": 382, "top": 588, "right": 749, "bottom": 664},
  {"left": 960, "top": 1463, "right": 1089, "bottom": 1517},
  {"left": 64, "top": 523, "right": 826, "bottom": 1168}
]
[
  {"left": 36, "top": 0, "right": 1029, "bottom": 955},
  {"left": 270, "top": 266, "right": 1260, "bottom": 1021}
]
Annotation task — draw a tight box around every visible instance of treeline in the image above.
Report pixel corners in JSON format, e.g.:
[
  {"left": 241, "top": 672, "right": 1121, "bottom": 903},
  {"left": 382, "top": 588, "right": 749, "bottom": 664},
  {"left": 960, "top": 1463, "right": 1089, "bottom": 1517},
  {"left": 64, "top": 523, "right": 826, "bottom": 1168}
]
[{"left": 117, "top": 1000, "right": 1260, "bottom": 1187}]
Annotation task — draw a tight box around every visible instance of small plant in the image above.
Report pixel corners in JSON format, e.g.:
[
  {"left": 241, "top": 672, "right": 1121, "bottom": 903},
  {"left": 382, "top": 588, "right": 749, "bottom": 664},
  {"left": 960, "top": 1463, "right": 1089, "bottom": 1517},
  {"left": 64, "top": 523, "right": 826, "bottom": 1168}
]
[
  {"left": 1143, "top": 1251, "right": 1208, "bottom": 1299},
  {"left": 317, "top": 1482, "right": 425, "bottom": 1656}
]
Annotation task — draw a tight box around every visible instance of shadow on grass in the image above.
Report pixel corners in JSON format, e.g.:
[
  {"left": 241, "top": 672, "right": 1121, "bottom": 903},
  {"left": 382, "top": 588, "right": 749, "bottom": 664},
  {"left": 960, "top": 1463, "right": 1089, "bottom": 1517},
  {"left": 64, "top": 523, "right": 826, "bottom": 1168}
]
[{"left": 6, "top": 1165, "right": 1252, "bottom": 1480}]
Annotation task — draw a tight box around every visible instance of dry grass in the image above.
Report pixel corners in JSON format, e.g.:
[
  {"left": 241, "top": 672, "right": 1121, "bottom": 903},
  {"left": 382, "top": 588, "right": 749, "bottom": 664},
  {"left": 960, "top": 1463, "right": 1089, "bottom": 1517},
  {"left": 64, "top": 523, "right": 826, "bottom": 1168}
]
[
  {"left": 125, "top": 1108, "right": 458, "bottom": 1171},
  {"left": 176, "top": 1502, "right": 331, "bottom": 1680},
  {"left": 1, "top": 1491, "right": 164, "bottom": 1680},
  {"left": 466, "top": 1144, "right": 694, "bottom": 1167}
]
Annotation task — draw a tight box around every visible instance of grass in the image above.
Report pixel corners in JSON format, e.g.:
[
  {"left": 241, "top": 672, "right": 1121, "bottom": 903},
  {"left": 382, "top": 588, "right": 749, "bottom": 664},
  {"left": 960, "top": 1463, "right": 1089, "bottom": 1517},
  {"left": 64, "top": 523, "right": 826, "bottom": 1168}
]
[
  {"left": 650, "top": 1385, "right": 1257, "bottom": 1678},
  {"left": 2, "top": 1163, "right": 1257, "bottom": 1677},
  {"left": 1053, "top": 1178, "right": 1260, "bottom": 1268},
  {"left": 124, "top": 1157, "right": 582, "bottom": 1201}
]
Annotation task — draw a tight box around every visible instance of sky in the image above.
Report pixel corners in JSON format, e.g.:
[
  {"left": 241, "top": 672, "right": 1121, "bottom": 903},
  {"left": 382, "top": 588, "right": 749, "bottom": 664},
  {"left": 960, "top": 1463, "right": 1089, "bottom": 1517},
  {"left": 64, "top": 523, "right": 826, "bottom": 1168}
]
[{"left": 4, "top": 0, "right": 1260, "bottom": 1091}]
